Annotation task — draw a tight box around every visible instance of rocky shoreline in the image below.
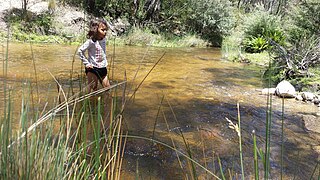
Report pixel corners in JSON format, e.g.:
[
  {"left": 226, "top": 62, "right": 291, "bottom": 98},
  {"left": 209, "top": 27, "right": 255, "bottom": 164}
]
[
  {"left": 0, "top": 0, "right": 88, "bottom": 37},
  {"left": 261, "top": 80, "right": 320, "bottom": 134}
]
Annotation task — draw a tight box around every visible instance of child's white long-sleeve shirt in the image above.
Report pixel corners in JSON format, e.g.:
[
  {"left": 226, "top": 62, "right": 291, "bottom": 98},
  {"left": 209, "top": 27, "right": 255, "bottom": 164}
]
[{"left": 78, "top": 38, "right": 108, "bottom": 68}]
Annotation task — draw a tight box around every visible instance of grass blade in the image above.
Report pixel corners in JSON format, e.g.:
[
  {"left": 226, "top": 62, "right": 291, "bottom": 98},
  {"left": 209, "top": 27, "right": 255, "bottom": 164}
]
[{"left": 237, "top": 102, "right": 245, "bottom": 179}]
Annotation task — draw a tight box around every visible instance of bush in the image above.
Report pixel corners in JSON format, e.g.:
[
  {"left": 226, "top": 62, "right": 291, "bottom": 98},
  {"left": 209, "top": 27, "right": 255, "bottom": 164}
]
[
  {"left": 241, "top": 6, "right": 285, "bottom": 53},
  {"left": 285, "top": 0, "right": 320, "bottom": 45},
  {"left": 266, "top": 0, "right": 320, "bottom": 84},
  {"left": 4, "top": 8, "right": 54, "bottom": 35},
  {"left": 267, "top": 35, "right": 320, "bottom": 84},
  {"left": 119, "top": 28, "right": 208, "bottom": 47},
  {"left": 186, "top": 0, "right": 235, "bottom": 46},
  {"left": 123, "top": 28, "right": 162, "bottom": 46},
  {"left": 243, "top": 36, "right": 268, "bottom": 53}
]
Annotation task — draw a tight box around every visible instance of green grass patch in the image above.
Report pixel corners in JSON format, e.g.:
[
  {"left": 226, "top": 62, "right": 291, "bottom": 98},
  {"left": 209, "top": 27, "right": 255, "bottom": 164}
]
[
  {"left": 112, "top": 28, "right": 209, "bottom": 48},
  {"left": 222, "top": 29, "right": 269, "bottom": 66},
  {"left": 0, "top": 29, "right": 76, "bottom": 44}
]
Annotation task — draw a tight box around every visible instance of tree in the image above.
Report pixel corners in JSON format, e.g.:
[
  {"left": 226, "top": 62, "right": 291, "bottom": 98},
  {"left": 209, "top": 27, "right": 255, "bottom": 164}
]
[{"left": 22, "top": 0, "right": 29, "bottom": 20}]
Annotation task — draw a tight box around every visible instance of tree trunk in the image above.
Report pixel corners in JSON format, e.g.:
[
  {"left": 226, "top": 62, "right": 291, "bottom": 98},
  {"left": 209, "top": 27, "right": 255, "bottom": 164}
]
[
  {"left": 144, "top": 0, "right": 161, "bottom": 21},
  {"left": 133, "top": 0, "right": 139, "bottom": 15},
  {"left": 22, "top": 0, "right": 28, "bottom": 20},
  {"left": 22, "top": 0, "right": 27, "bottom": 11}
]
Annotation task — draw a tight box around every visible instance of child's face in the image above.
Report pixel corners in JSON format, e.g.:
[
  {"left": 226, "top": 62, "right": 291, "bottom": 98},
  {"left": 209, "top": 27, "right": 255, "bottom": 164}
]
[{"left": 97, "top": 23, "right": 107, "bottom": 40}]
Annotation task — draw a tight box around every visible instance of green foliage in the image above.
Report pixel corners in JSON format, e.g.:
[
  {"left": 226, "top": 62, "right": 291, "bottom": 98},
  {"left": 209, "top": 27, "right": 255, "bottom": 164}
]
[
  {"left": 236, "top": 0, "right": 288, "bottom": 14},
  {"left": 263, "top": 62, "right": 285, "bottom": 85},
  {"left": 32, "top": 13, "right": 54, "bottom": 34},
  {"left": 187, "top": 0, "right": 235, "bottom": 46},
  {"left": 59, "top": 0, "right": 234, "bottom": 46},
  {"left": 4, "top": 9, "right": 53, "bottom": 35},
  {"left": 265, "top": 0, "right": 320, "bottom": 85},
  {"left": 176, "top": 34, "right": 208, "bottom": 47},
  {"left": 123, "top": 27, "right": 162, "bottom": 46},
  {"left": 285, "top": 0, "right": 320, "bottom": 44},
  {"left": 267, "top": 35, "right": 320, "bottom": 84},
  {"left": 119, "top": 28, "right": 208, "bottom": 47},
  {"left": 11, "top": 32, "right": 64, "bottom": 43},
  {"left": 243, "top": 36, "right": 268, "bottom": 53},
  {"left": 241, "top": 7, "right": 285, "bottom": 53}
]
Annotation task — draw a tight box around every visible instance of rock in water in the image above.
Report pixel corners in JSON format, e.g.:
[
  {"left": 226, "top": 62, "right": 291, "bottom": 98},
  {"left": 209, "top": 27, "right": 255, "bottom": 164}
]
[
  {"left": 301, "top": 92, "right": 317, "bottom": 101},
  {"left": 275, "top": 80, "right": 296, "bottom": 98}
]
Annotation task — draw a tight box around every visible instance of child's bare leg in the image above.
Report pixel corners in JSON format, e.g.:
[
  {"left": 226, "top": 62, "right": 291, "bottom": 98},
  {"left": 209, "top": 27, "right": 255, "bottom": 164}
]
[
  {"left": 101, "top": 75, "right": 111, "bottom": 130},
  {"left": 87, "top": 72, "right": 98, "bottom": 93},
  {"left": 102, "top": 76, "right": 110, "bottom": 89}
]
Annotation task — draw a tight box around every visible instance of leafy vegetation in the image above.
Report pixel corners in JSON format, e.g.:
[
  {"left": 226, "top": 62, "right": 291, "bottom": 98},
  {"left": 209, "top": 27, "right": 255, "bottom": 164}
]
[
  {"left": 117, "top": 27, "right": 208, "bottom": 47},
  {"left": 221, "top": 0, "right": 319, "bottom": 89},
  {"left": 239, "top": 6, "right": 285, "bottom": 53},
  {"left": 4, "top": 8, "right": 54, "bottom": 35},
  {"left": 186, "top": 0, "right": 235, "bottom": 46},
  {"left": 57, "top": 0, "right": 235, "bottom": 46},
  {"left": 265, "top": 0, "right": 320, "bottom": 87}
]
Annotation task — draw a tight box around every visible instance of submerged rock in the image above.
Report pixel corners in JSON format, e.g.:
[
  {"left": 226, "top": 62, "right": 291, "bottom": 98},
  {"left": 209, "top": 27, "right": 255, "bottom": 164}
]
[{"left": 261, "top": 88, "right": 276, "bottom": 95}]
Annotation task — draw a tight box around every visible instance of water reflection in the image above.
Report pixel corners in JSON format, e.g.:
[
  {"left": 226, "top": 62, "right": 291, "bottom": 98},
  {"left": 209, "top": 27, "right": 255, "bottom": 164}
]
[{"left": 0, "top": 42, "right": 319, "bottom": 179}]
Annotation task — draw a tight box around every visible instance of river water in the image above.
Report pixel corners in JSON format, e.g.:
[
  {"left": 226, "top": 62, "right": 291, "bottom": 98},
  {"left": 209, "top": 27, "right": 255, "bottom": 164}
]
[{"left": 0, "top": 42, "right": 319, "bottom": 179}]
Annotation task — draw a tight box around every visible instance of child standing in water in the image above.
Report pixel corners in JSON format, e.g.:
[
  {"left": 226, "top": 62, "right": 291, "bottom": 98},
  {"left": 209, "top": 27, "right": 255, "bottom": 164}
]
[{"left": 78, "top": 18, "right": 110, "bottom": 93}]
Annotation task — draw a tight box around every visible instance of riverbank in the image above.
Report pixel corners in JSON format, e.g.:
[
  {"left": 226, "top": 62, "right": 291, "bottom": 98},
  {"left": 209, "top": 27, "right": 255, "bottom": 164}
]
[
  {"left": 0, "top": 0, "right": 84, "bottom": 43},
  {"left": 0, "top": 0, "right": 209, "bottom": 47}
]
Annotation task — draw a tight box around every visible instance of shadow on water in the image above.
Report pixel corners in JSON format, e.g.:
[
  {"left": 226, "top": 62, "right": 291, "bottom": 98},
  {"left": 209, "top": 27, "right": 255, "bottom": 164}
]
[
  {"left": 203, "top": 66, "right": 263, "bottom": 88},
  {"left": 123, "top": 93, "right": 319, "bottom": 179}
]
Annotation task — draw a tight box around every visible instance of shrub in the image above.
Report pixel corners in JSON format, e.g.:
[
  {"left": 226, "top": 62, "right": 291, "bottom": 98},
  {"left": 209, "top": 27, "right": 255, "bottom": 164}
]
[
  {"left": 186, "top": 0, "right": 235, "bottom": 46},
  {"left": 285, "top": 0, "right": 320, "bottom": 45},
  {"left": 267, "top": 35, "right": 320, "bottom": 84},
  {"left": 241, "top": 6, "right": 285, "bottom": 53},
  {"left": 123, "top": 27, "right": 162, "bottom": 46},
  {"left": 4, "top": 8, "right": 53, "bottom": 35},
  {"left": 266, "top": 0, "right": 320, "bottom": 85},
  {"left": 243, "top": 36, "right": 268, "bottom": 53}
]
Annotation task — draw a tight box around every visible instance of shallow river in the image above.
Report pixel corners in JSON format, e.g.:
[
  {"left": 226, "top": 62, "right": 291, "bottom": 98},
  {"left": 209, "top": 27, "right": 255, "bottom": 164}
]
[{"left": 0, "top": 42, "right": 319, "bottom": 179}]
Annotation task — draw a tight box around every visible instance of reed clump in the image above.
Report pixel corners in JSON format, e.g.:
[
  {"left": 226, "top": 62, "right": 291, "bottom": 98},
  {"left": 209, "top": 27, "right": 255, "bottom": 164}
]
[{"left": 0, "top": 82, "right": 126, "bottom": 179}]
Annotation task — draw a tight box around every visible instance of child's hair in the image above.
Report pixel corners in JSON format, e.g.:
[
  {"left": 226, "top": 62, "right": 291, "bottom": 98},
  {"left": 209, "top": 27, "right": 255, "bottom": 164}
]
[{"left": 87, "top": 18, "right": 108, "bottom": 39}]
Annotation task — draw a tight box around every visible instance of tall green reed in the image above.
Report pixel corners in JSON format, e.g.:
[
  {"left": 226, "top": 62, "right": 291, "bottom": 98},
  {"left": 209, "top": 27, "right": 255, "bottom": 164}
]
[
  {"left": 237, "top": 102, "right": 245, "bottom": 179},
  {"left": 1, "top": 63, "right": 126, "bottom": 180},
  {"left": 217, "top": 156, "right": 226, "bottom": 180},
  {"left": 2, "top": 25, "right": 9, "bottom": 120},
  {"left": 264, "top": 52, "right": 273, "bottom": 179},
  {"left": 164, "top": 96, "right": 198, "bottom": 179},
  {"left": 280, "top": 96, "right": 285, "bottom": 180}
]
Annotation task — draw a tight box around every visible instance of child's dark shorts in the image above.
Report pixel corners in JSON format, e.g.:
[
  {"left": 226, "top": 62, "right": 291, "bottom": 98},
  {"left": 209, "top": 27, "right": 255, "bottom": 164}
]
[{"left": 85, "top": 67, "right": 108, "bottom": 83}]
